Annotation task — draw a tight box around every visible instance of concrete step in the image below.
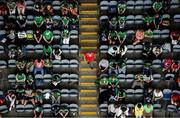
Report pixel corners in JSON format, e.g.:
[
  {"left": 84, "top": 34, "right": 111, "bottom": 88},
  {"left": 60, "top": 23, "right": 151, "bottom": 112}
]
[
  {"left": 79, "top": 0, "right": 98, "bottom": 3},
  {"left": 81, "top": 46, "right": 97, "bottom": 50},
  {"left": 80, "top": 35, "right": 98, "bottom": 39},
  {"left": 80, "top": 10, "right": 98, "bottom": 14},
  {"left": 80, "top": 63, "right": 98, "bottom": 68},
  {"left": 80, "top": 28, "right": 99, "bottom": 32},
  {"left": 80, "top": 6, "right": 99, "bottom": 10},
  {"left": 81, "top": 3, "right": 98, "bottom": 6},
  {"left": 80, "top": 31, "right": 97, "bottom": 35},
  {"left": 80, "top": 81, "right": 96, "bottom": 86},
  {"left": 79, "top": 90, "right": 98, "bottom": 97},
  {"left": 80, "top": 20, "right": 98, "bottom": 25},
  {"left": 80, "top": 14, "right": 99, "bottom": 18},
  {"left": 80, "top": 24, "right": 98, "bottom": 29},
  {"left": 80, "top": 86, "right": 97, "bottom": 89}
]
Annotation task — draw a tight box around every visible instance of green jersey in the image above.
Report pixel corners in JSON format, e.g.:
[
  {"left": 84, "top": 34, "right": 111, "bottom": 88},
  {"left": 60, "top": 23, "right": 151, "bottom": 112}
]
[
  {"left": 100, "top": 78, "right": 109, "bottom": 85},
  {"left": 35, "top": 106, "right": 43, "bottom": 113},
  {"left": 43, "top": 30, "right": 53, "bottom": 41},
  {"left": 145, "top": 30, "right": 153, "bottom": 38},
  {"left": 34, "top": 16, "right": 44, "bottom": 26},
  {"left": 43, "top": 46, "right": 52, "bottom": 55},
  {"left": 144, "top": 104, "right": 153, "bottom": 113},
  {"left": 16, "top": 73, "right": 26, "bottom": 82},
  {"left": 108, "top": 76, "right": 119, "bottom": 85},
  {"left": 153, "top": 2, "right": 163, "bottom": 12},
  {"left": 144, "top": 16, "right": 154, "bottom": 24},
  {"left": 118, "top": 3, "right": 127, "bottom": 14},
  {"left": 62, "top": 16, "right": 70, "bottom": 26},
  {"left": 117, "top": 31, "right": 127, "bottom": 40}
]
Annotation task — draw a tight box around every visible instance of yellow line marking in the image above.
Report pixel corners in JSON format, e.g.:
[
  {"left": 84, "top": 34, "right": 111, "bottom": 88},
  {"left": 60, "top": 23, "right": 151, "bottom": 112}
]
[
  {"left": 80, "top": 18, "right": 97, "bottom": 20},
  {"left": 80, "top": 10, "right": 98, "bottom": 14},
  {"left": 80, "top": 82, "right": 96, "bottom": 86},
  {"left": 80, "top": 97, "right": 97, "bottom": 100},
  {"left": 80, "top": 25, "right": 98, "bottom": 28},
  {"left": 81, "top": 47, "right": 97, "bottom": 49},
  {"left": 81, "top": 32, "right": 97, "bottom": 35},
  {"left": 80, "top": 39, "right": 97, "bottom": 43},
  {"left": 81, "top": 75, "right": 97, "bottom": 79},
  {"left": 81, "top": 104, "right": 97, "bottom": 108},
  {"left": 80, "top": 111, "right": 97, "bottom": 115},
  {"left": 80, "top": 90, "right": 96, "bottom": 92},
  {"left": 81, "top": 3, "right": 97, "bottom": 6},
  {"left": 80, "top": 68, "right": 97, "bottom": 71}
]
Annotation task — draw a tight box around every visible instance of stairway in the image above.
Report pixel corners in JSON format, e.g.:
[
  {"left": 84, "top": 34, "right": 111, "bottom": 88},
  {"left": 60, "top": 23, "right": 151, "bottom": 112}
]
[{"left": 79, "top": 0, "right": 99, "bottom": 117}]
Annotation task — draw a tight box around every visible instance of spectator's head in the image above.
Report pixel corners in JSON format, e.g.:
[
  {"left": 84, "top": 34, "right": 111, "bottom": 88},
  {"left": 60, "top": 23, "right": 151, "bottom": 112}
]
[
  {"left": 47, "top": 4, "right": 52, "bottom": 10},
  {"left": 137, "top": 103, "right": 142, "bottom": 108},
  {"left": 45, "top": 45, "right": 49, "bottom": 49},
  {"left": 121, "top": 105, "right": 127, "bottom": 112}
]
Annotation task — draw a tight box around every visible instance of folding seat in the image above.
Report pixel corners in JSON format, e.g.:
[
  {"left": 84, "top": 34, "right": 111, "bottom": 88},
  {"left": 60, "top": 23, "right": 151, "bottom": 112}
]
[
  {"left": 52, "top": 0, "right": 61, "bottom": 11},
  {"left": 34, "top": 45, "right": 43, "bottom": 58},
  {"left": 61, "top": 73, "right": 70, "bottom": 84},
  {"left": 143, "top": 0, "right": 153, "bottom": 10},
  {"left": 70, "top": 45, "right": 78, "bottom": 54},
  {"left": 70, "top": 30, "right": 78, "bottom": 39},
  {"left": 69, "top": 104, "right": 79, "bottom": 117},
  {"left": 69, "top": 74, "right": 78, "bottom": 83},
  {"left": 0, "top": 60, "right": 7, "bottom": 69},
  {"left": 53, "top": 30, "right": 61, "bottom": 41},
  {"left": 165, "top": 73, "right": 175, "bottom": 88},
  {"left": 0, "top": 105, "right": 8, "bottom": 114},
  {"left": 61, "top": 89, "right": 70, "bottom": 102},
  {"left": 61, "top": 45, "right": 70, "bottom": 54},
  {"left": 125, "top": 45, "right": 134, "bottom": 58},
  {"left": 35, "top": 74, "right": 44, "bottom": 87},
  {"left": 170, "top": 0, "right": 179, "bottom": 9},
  {"left": 100, "top": 1, "right": 109, "bottom": 11},
  {"left": 0, "top": 16, "right": 4, "bottom": 26},
  {"left": 135, "top": 0, "right": 143, "bottom": 10},
  {"left": 166, "top": 104, "right": 177, "bottom": 117},
  {"left": 163, "top": 89, "right": 172, "bottom": 101},
  {"left": 100, "top": 15, "right": 108, "bottom": 27},
  {"left": 118, "top": 74, "right": 126, "bottom": 86},
  {"left": 127, "top": 1, "right": 135, "bottom": 11},
  {"left": 0, "top": 45, "right": 5, "bottom": 59},
  {"left": 134, "top": 59, "right": 144, "bottom": 72},
  {"left": 0, "top": 30, "right": 6, "bottom": 43},
  {"left": 8, "top": 59, "right": 16, "bottom": 68},
  {"left": 152, "top": 59, "right": 162, "bottom": 69},
  {"left": 173, "top": 45, "right": 180, "bottom": 59},
  {"left": 25, "top": 45, "right": 34, "bottom": 58},
  {"left": 61, "top": 59, "right": 70, "bottom": 68},
  {"left": 109, "top": 1, "right": 117, "bottom": 13},
  {"left": 8, "top": 74, "right": 16, "bottom": 84},
  {"left": 153, "top": 30, "right": 161, "bottom": 39},
  {"left": 152, "top": 74, "right": 161, "bottom": 87},
  {"left": 52, "top": 60, "right": 61, "bottom": 69},
  {"left": 161, "top": 29, "right": 170, "bottom": 39},
  {"left": 134, "top": 45, "right": 143, "bottom": 58},
  {"left": 100, "top": 45, "right": 108, "bottom": 54},
  {"left": 126, "top": 15, "right": 134, "bottom": 26},
  {"left": 0, "top": 91, "right": 3, "bottom": 95},
  {"left": 134, "top": 15, "right": 144, "bottom": 25},
  {"left": 69, "top": 89, "right": 78, "bottom": 102},
  {"left": 16, "top": 105, "right": 25, "bottom": 112},
  {"left": 53, "top": 44, "right": 61, "bottom": 50},
  {"left": 27, "top": 15, "right": 34, "bottom": 26},
  {"left": 173, "top": 14, "right": 180, "bottom": 23},
  {"left": 126, "top": 60, "right": 135, "bottom": 72},
  {"left": 134, "top": 89, "right": 143, "bottom": 103},
  {"left": 70, "top": 59, "right": 79, "bottom": 68},
  {"left": 43, "top": 104, "right": 52, "bottom": 112},
  {"left": 43, "top": 74, "right": 52, "bottom": 83},
  {"left": 25, "top": 0, "right": 34, "bottom": 11},
  {"left": 153, "top": 104, "right": 165, "bottom": 117},
  {"left": 125, "top": 89, "right": 134, "bottom": 103},
  {"left": 25, "top": 104, "right": 34, "bottom": 112},
  {"left": 99, "top": 103, "right": 108, "bottom": 116},
  {"left": 127, "top": 104, "right": 134, "bottom": 116}
]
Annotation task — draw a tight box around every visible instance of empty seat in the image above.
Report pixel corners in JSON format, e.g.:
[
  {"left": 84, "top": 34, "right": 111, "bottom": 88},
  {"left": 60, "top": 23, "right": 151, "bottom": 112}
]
[
  {"left": 61, "top": 59, "right": 70, "bottom": 68},
  {"left": 100, "top": 45, "right": 108, "bottom": 53},
  {"left": 135, "top": 15, "right": 143, "bottom": 25},
  {"left": 143, "top": 0, "right": 153, "bottom": 10},
  {"left": 100, "top": 1, "right": 109, "bottom": 11},
  {"left": 8, "top": 59, "right": 16, "bottom": 68},
  {"left": 52, "top": 0, "right": 61, "bottom": 10},
  {"left": 100, "top": 15, "right": 108, "bottom": 26},
  {"left": 61, "top": 73, "right": 70, "bottom": 83},
  {"left": 61, "top": 45, "right": 69, "bottom": 54},
  {"left": 126, "top": 15, "right": 134, "bottom": 25},
  {"left": 25, "top": 104, "right": 34, "bottom": 112},
  {"left": 161, "top": 29, "right": 170, "bottom": 39},
  {"left": 52, "top": 60, "right": 61, "bottom": 68},
  {"left": 174, "top": 14, "right": 180, "bottom": 22},
  {"left": 0, "top": 105, "right": 8, "bottom": 114},
  {"left": 170, "top": 0, "right": 179, "bottom": 9},
  {"left": 127, "top": 1, "right": 135, "bottom": 10},
  {"left": 70, "top": 59, "right": 78, "bottom": 68},
  {"left": 16, "top": 105, "right": 25, "bottom": 112},
  {"left": 70, "top": 30, "right": 78, "bottom": 39},
  {"left": 135, "top": 0, "right": 143, "bottom": 10},
  {"left": 109, "top": 1, "right": 117, "bottom": 13},
  {"left": 152, "top": 59, "right": 161, "bottom": 68},
  {"left": 43, "top": 74, "right": 52, "bottom": 83},
  {"left": 163, "top": 89, "right": 172, "bottom": 101},
  {"left": 70, "top": 45, "right": 78, "bottom": 54},
  {"left": 43, "top": 104, "right": 52, "bottom": 112},
  {"left": 0, "top": 60, "right": 7, "bottom": 69}
]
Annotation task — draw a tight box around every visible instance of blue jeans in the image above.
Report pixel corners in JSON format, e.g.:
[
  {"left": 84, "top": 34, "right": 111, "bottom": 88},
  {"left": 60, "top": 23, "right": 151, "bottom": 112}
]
[{"left": 34, "top": 67, "right": 44, "bottom": 75}]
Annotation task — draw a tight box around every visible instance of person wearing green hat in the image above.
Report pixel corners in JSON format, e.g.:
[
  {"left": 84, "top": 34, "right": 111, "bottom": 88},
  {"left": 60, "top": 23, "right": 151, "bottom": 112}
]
[
  {"left": 16, "top": 73, "right": 26, "bottom": 86},
  {"left": 117, "top": 1, "right": 127, "bottom": 14},
  {"left": 51, "top": 89, "right": 61, "bottom": 104},
  {"left": 61, "top": 29, "right": 70, "bottom": 44},
  {"left": 117, "top": 31, "right": 127, "bottom": 45},
  {"left": 43, "top": 45, "right": 52, "bottom": 58},
  {"left": 34, "top": 104, "right": 43, "bottom": 118},
  {"left": 7, "top": 1, "right": 16, "bottom": 15},
  {"left": 34, "top": 16, "right": 44, "bottom": 28},
  {"left": 61, "top": 16, "right": 70, "bottom": 29},
  {"left": 118, "top": 16, "right": 126, "bottom": 29},
  {"left": 153, "top": 1, "right": 163, "bottom": 13},
  {"left": 109, "top": 17, "right": 118, "bottom": 29},
  {"left": 43, "top": 30, "right": 54, "bottom": 44},
  {"left": 52, "top": 74, "right": 61, "bottom": 87}
]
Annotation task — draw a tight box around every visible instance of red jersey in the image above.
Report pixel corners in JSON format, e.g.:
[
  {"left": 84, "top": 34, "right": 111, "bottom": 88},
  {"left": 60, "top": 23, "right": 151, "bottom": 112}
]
[
  {"left": 163, "top": 59, "right": 172, "bottom": 68},
  {"left": 172, "top": 63, "right": 180, "bottom": 70},
  {"left": 84, "top": 52, "right": 95, "bottom": 61}
]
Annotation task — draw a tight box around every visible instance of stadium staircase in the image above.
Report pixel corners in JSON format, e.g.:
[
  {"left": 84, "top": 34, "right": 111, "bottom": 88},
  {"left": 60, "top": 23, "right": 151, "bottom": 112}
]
[{"left": 79, "top": 0, "right": 99, "bottom": 117}]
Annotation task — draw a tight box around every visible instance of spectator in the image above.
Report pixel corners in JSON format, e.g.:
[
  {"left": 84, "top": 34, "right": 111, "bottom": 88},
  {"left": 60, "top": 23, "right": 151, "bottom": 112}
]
[
  {"left": 133, "top": 30, "right": 145, "bottom": 45},
  {"left": 152, "top": 45, "right": 162, "bottom": 58},
  {"left": 7, "top": 1, "right": 16, "bottom": 15},
  {"left": 43, "top": 30, "right": 54, "bottom": 44},
  {"left": 99, "top": 59, "right": 109, "bottom": 72},
  {"left": 144, "top": 87, "right": 153, "bottom": 103},
  {"left": 171, "top": 91, "right": 180, "bottom": 106},
  {"left": 44, "top": 58, "right": 52, "bottom": 74},
  {"left": 34, "top": 16, "right": 45, "bottom": 28},
  {"left": 108, "top": 30, "right": 118, "bottom": 45},
  {"left": 114, "top": 105, "right": 129, "bottom": 118},
  {"left": 34, "top": 59, "right": 44, "bottom": 75},
  {"left": 153, "top": 88, "right": 163, "bottom": 103},
  {"left": 26, "top": 75, "right": 34, "bottom": 89},
  {"left": 34, "top": 29, "right": 43, "bottom": 43},
  {"left": 115, "top": 89, "right": 126, "bottom": 103},
  {"left": 162, "top": 58, "right": 172, "bottom": 72},
  {"left": 99, "top": 76, "right": 109, "bottom": 86},
  {"left": 16, "top": 60, "right": 26, "bottom": 71},
  {"left": 51, "top": 90, "right": 61, "bottom": 104},
  {"left": 45, "top": 16, "right": 53, "bottom": 29},
  {"left": 53, "top": 48, "right": 62, "bottom": 60},
  {"left": 84, "top": 51, "right": 95, "bottom": 69},
  {"left": 16, "top": 15, "right": 27, "bottom": 28},
  {"left": 108, "top": 61, "right": 119, "bottom": 75},
  {"left": 144, "top": 15, "right": 154, "bottom": 28},
  {"left": 60, "top": 2, "right": 69, "bottom": 16},
  {"left": 0, "top": 2, "right": 8, "bottom": 15},
  {"left": 143, "top": 73, "right": 153, "bottom": 88},
  {"left": 171, "top": 61, "right": 180, "bottom": 73},
  {"left": 61, "top": 16, "right": 70, "bottom": 29},
  {"left": 24, "top": 87, "right": 35, "bottom": 105},
  {"left": 108, "top": 46, "right": 120, "bottom": 57},
  {"left": 153, "top": 14, "right": 162, "bottom": 29},
  {"left": 52, "top": 74, "right": 61, "bottom": 87},
  {"left": 34, "top": 0, "right": 43, "bottom": 15},
  {"left": 34, "top": 104, "right": 43, "bottom": 118},
  {"left": 109, "top": 17, "right": 118, "bottom": 29},
  {"left": 59, "top": 105, "right": 69, "bottom": 118},
  {"left": 108, "top": 76, "right": 119, "bottom": 88},
  {"left": 119, "top": 45, "right": 127, "bottom": 57},
  {"left": 7, "top": 30, "right": 16, "bottom": 43},
  {"left": 117, "top": 1, "right": 126, "bottom": 14},
  {"left": 117, "top": 31, "right": 127, "bottom": 45},
  {"left": 134, "top": 103, "right": 144, "bottom": 118},
  {"left": 118, "top": 16, "right": 126, "bottom": 29},
  {"left": 61, "top": 29, "right": 70, "bottom": 44},
  {"left": 52, "top": 104, "right": 61, "bottom": 117},
  {"left": 152, "top": 1, "right": 163, "bottom": 13},
  {"left": 8, "top": 47, "right": 17, "bottom": 59},
  {"left": 132, "top": 74, "right": 144, "bottom": 89},
  {"left": 16, "top": 86, "right": 25, "bottom": 105},
  {"left": 143, "top": 62, "right": 152, "bottom": 76},
  {"left": 118, "top": 60, "right": 126, "bottom": 74},
  {"left": 43, "top": 3, "right": 53, "bottom": 15},
  {"left": 170, "top": 30, "right": 180, "bottom": 45},
  {"left": 43, "top": 45, "right": 52, "bottom": 58},
  {"left": 16, "top": 73, "right": 26, "bottom": 86},
  {"left": 26, "top": 61, "right": 34, "bottom": 73},
  {"left": 108, "top": 103, "right": 116, "bottom": 117},
  {"left": 143, "top": 103, "right": 153, "bottom": 118},
  {"left": 69, "top": 4, "right": 78, "bottom": 17},
  {"left": 6, "top": 91, "right": 16, "bottom": 111},
  {"left": 16, "top": 0, "right": 26, "bottom": 15},
  {"left": 34, "top": 90, "right": 43, "bottom": 104}
]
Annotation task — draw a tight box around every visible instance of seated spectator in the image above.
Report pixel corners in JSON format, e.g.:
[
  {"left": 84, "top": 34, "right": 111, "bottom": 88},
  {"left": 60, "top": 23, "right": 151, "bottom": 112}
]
[
  {"left": 52, "top": 74, "right": 61, "bottom": 87},
  {"left": 118, "top": 60, "right": 126, "bottom": 74},
  {"left": 108, "top": 76, "right": 119, "bottom": 88},
  {"left": 99, "top": 59, "right": 109, "bottom": 72},
  {"left": 6, "top": 90, "right": 16, "bottom": 111},
  {"left": 43, "top": 30, "right": 54, "bottom": 44},
  {"left": 34, "top": 104, "right": 43, "bottom": 118},
  {"left": 109, "top": 17, "right": 118, "bottom": 29},
  {"left": 8, "top": 47, "right": 17, "bottom": 59},
  {"left": 118, "top": 16, "right": 126, "bottom": 29},
  {"left": 100, "top": 31, "right": 108, "bottom": 43},
  {"left": 108, "top": 60, "right": 119, "bottom": 75},
  {"left": 44, "top": 58, "right": 52, "bottom": 74},
  {"left": 70, "top": 18, "right": 78, "bottom": 30},
  {"left": 144, "top": 87, "right": 153, "bottom": 104},
  {"left": 84, "top": 51, "right": 95, "bottom": 69},
  {"left": 16, "top": 0, "right": 26, "bottom": 15},
  {"left": 7, "top": 1, "right": 16, "bottom": 15},
  {"left": 143, "top": 62, "right": 152, "bottom": 75},
  {"left": 16, "top": 15, "right": 27, "bottom": 28},
  {"left": 17, "top": 30, "right": 27, "bottom": 41},
  {"left": 26, "top": 61, "right": 34, "bottom": 73},
  {"left": 34, "top": 90, "right": 43, "bottom": 104},
  {"left": 170, "top": 30, "right": 180, "bottom": 45},
  {"left": 17, "top": 46, "right": 24, "bottom": 59},
  {"left": 142, "top": 41, "right": 153, "bottom": 58},
  {"left": 52, "top": 104, "right": 61, "bottom": 117},
  {"left": 132, "top": 74, "right": 144, "bottom": 89},
  {"left": 34, "top": 29, "right": 43, "bottom": 43},
  {"left": 119, "top": 45, "right": 127, "bottom": 57},
  {"left": 53, "top": 48, "right": 62, "bottom": 60},
  {"left": 16, "top": 86, "right": 25, "bottom": 105},
  {"left": 43, "top": 45, "right": 52, "bottom": 58},
  {"left": 34, "top": 16, "right": 45, "bottom": 28},
  {"left": 153, "top": 88, "right": 163, "bottom": 103},
  {"left": 45, "top": 16, "right": 53, "bottom": 29},
  {"left": 117, "top": 31, "right": 127, "bottom": 45},
  {"left": 108, "top": 30, "right": 118, "bottom": 45},
  {"left": 143, "top": 73, "right": 153, "bottom": 88},
  {"left": 34, "top": 0, "right": 43, "bottom": 15},
  {"left": 26, "top": 74, "right": 34, "bottom": 89},
  {"left": 69, "top": 4, "right": 78, "bottom": 17},
  {"left": 162, "top": 15, "right": 170, "bottom": 27},
  {"left": 51, "top": 90, "right": 61, "bottom": 104},
  {"left": 114, "top": 105, "right": 129, "bottom": 118},
  {"left": 7, "top": 30, "right": 16, "bottom": 43},
  {"left": 162, "top": 58, "right": 172, "bottom": 72},
  {"left": 161, "top": 42, "right": 171, "bottom": 53},
  {"left": 108, "top": 46, "right": 120, "bottom": 57},
  {"left": 59, "top": 105, "right": 69, "bottom": 118},
  {"left": 152, "top": 45, "right": 162, "bottom": 58},
  {"left": 16, "top": 73, "right": 26, "bottom": 86},
  {"left": 133, "top": 30, "right": 145, "bottom": 45},
  {"left": 61, "top": 16, "right": 70, "bottom": 29},
  {"left": 0, "top": 2, "right": 8, "bottom": 15},
  {"left": 24, "top": 87, "right": 35, "bottom": 105},
  {"left": 144, "top": 29, "right": 153, "bottom": 38},
  {"left": 108, "top": 103, "right": 116, "bottom": 117},
  {"left": 99, "top": 76, "right": 109, "bottom": 86},
  {"left": 171, "top": 60, "right": 180, "bottom": 73},
  {"left": 177, "top": 77, "right": 180, "bottom": 88},
  {"left": 117, "top": 1, "right": 126, "bottom": 14},
  {"left": 134, "top": 103, "right": 144, "bottom": 118},
  {"left": 43, "top": 2, "right": 53, "bottom": 15},
  {"left": 153, "top": 14, "right": 162, "bottom": 29},
  {"left": 0, "top": 92, "right": 5, "bottom": 105},
  {"left": 152, "top": 1, "right": 163, "bottom": 13},
  {"left": 143, "top": 103, "right": 153, "bottom": 118},
  {"left": 144, "top": 15, "right": 154, "bottom": 28},
  {"left": 16, "top": 60, "right": 26, "bottom": 71},
  {"left": 34, "top": 59, "right": 44, "bottom": 75},
  {"left": 61, "top": 29, "right": 70, "bottom": 44},
  {"left": 60, "top": 2, "right": 69, "bottom": 16},
  {"left": 171, "top": 91, "right": 180, "bottom": 106},
  {"left": 115, "top": 89, "right": 126, "bottom": 103}
]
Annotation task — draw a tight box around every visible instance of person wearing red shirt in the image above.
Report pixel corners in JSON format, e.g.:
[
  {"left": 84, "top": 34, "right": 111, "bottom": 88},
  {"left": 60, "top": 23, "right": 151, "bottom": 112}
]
[
  {"left": 34, "top": 59, "right": 44, "bottom": 75},
  {"left": 163, "top": 58, "right": 172, "bottom": 72},
  {"left": 84, "top": 51, "right": 95, "bottom": 69},
  {"left": 171, "top": 61, "right": 180, "bottom": 73}
]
